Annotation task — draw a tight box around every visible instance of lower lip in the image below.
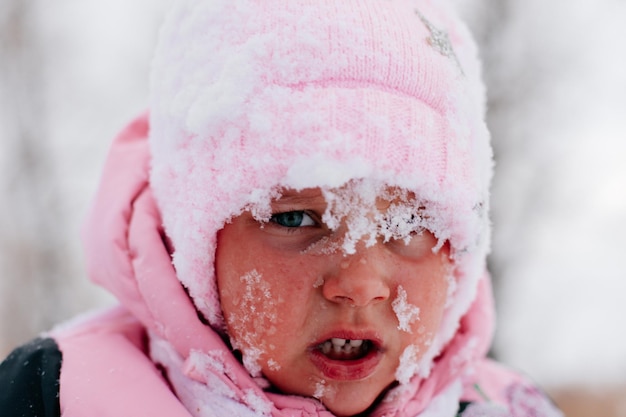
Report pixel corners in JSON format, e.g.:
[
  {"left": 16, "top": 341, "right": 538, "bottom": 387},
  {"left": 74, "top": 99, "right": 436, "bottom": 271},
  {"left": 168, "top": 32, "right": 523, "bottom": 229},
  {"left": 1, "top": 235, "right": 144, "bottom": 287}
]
[{"left": 308, "top": 348, "right": 383, "bottom": 381}]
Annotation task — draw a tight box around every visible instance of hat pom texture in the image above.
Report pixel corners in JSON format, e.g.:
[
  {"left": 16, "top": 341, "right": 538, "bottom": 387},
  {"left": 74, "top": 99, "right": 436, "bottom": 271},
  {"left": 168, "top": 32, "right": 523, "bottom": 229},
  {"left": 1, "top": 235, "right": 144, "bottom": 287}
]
[{"left": 149, "top": 0, "right": 492, "bottom": 355}]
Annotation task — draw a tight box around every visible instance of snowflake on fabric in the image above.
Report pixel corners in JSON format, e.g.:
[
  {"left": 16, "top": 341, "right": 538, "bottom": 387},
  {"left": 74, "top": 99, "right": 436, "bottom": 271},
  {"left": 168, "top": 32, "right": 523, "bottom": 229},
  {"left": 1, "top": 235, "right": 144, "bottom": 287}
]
[
  {"left": 415, "top": 10, "right": 464, "bottom": 74},
  {"left": 458, "top": 382, "right": 563, "bottom": 417}
]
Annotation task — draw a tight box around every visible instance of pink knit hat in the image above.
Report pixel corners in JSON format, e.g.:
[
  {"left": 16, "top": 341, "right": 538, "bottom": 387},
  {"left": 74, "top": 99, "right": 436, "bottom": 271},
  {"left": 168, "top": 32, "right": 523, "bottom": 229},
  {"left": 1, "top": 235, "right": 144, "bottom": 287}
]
[{"left": 149, "top": 0, "right": 492, "bottom": 368}]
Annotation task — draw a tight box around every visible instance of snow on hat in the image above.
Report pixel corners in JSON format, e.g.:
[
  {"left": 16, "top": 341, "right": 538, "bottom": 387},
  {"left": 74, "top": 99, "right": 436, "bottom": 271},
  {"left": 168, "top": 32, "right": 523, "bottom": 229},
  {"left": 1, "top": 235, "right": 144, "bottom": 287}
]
[{"left": 149, "top": 0, "right": 492, "bottom": 367}]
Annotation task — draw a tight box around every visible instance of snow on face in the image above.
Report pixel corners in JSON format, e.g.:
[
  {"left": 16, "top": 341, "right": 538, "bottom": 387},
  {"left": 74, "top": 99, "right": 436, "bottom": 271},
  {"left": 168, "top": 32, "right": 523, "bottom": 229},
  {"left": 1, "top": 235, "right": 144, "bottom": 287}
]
[
  {"left": 392, "top": 285, "right": 421, "bottom": 333},
  {"left": 396, "top": 344, "right": 421, "bottom": 385},
  {"left": 312, "top": 378, "right": 338, "bottom": 404},
  {"left": 223, "top": 269, "right": 280, "bottom": 377},
  {"left": 317, "top": 181, "right": 436, "bottom": 255},
  {"left": 215, "top": 186, "right": 452, "bottom": 415}
]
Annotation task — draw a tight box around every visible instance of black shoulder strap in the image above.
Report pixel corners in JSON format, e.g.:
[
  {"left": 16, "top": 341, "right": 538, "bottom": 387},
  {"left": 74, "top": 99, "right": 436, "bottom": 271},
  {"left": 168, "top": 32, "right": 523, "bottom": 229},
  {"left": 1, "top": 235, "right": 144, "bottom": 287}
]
[{"left": 0, "top": 337, "right": 62, "bottom": 417}]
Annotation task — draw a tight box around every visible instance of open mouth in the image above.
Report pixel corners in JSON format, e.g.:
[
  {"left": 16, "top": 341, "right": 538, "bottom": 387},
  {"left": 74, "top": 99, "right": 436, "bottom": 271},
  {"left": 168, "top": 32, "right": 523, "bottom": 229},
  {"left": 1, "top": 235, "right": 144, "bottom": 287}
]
[
  {"left": 310, "top": 337, "right": 383, "bottom": 380},
  {"left": 317, "top": 338, "right": 374, "bottom": 360}
]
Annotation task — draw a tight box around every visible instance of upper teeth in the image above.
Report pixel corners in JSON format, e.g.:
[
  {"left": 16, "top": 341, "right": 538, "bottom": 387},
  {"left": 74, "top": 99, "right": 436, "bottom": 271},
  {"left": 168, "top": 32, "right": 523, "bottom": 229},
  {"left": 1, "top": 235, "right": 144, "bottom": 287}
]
[
  {"left": 331, "top": 338, "right": 364, "bottom": 347},
  {"left": 321, "top": 338, "right": 366, "bottom": 356}
]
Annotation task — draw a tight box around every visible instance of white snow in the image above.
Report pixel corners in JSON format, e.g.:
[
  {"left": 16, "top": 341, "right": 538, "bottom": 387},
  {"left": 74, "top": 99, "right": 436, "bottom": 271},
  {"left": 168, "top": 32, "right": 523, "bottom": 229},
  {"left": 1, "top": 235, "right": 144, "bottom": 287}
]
[
  {"left": 226, "top": 269, "right": 278, "bottom": 378},
  {"left": 395, "top": 344, "right": 421, "bottom": 385},
  {"left": 392, "top": 285, "right": 421, "bottom": 333},
  {"left": 313, "top": 379, "right": 328, "bottom": 399},
  {"left": 242, "top": 389, "right": 272, "bottom": 416}
]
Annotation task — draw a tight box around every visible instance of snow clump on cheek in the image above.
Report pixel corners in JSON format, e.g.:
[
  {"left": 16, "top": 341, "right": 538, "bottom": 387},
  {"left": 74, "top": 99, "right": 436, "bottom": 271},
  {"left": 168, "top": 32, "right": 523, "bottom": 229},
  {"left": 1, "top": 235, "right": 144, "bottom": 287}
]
[
  {"left": 395, "top": 345, "right": 421, "bottom": 385},
  {"left": 392, "top": 285, "right": 421, "bottom": 333},
  {"left": 225, "top": 269, "right": 282, "bottom": 377}
]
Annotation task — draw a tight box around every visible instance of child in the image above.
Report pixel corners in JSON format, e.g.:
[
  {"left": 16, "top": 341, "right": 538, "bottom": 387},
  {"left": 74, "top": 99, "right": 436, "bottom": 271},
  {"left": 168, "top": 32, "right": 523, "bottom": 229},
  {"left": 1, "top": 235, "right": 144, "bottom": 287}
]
[{"left": 0, "top": 1, "right": 564, "bottom": 416}]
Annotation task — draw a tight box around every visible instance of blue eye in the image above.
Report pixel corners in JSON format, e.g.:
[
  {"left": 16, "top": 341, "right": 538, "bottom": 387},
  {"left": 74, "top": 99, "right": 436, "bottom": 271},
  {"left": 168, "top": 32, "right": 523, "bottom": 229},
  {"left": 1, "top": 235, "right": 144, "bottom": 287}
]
[{"left": 270, "top": 211, "right": 316, "bottom": 228}]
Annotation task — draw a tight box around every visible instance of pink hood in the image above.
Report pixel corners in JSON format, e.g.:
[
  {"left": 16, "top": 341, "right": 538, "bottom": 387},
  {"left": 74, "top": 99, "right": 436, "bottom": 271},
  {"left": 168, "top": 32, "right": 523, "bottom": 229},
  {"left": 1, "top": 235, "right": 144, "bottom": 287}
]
[
  {"left": 148, "top": 1, "right": 493, "bottom": 359},
  {"left": 71, "top": 114, "right": 496, "bottom": 416},
  {"left": 65, "top": 1, "right": 509, "bottom": 415}
]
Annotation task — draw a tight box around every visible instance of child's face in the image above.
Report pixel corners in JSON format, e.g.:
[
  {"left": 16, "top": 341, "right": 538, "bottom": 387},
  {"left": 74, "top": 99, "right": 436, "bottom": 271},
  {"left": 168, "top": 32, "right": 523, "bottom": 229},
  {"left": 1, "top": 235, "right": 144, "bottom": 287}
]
[{"left": 216, "top": 187, "right": 451, "bottom": 416}]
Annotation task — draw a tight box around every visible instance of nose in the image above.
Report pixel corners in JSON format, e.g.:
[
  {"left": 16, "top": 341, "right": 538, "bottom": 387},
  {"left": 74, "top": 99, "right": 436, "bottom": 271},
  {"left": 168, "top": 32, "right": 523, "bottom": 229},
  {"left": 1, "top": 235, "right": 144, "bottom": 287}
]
[{"left": 321, "top": 242, "right": 391, "bottom": 307}]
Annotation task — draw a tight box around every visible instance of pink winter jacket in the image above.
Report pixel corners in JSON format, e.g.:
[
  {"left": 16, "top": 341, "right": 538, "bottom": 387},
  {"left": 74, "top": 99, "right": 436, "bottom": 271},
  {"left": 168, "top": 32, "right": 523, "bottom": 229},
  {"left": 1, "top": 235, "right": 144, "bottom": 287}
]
[{"left": 47, "top": 115, "right": 562, "bottom": 417}]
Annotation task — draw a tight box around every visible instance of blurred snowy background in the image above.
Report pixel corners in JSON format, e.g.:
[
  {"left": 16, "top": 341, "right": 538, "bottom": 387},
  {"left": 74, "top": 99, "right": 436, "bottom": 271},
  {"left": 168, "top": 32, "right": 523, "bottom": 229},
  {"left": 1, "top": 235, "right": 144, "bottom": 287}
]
[{"left": 1, "top": 0, "right": 625, "bottom": 415}]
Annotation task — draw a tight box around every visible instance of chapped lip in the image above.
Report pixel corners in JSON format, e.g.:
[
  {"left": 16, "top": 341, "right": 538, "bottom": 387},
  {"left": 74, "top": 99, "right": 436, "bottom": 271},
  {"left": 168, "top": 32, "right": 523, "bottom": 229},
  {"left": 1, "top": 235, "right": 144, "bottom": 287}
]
[{"left": 307, "top": 330, "right": 385, "bottom": 381}]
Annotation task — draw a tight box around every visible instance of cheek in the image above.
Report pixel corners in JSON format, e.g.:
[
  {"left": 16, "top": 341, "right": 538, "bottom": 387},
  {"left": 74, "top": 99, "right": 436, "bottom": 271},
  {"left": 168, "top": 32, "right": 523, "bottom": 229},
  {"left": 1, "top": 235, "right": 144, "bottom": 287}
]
[
  {"left": 392, "top": 262, "right": 450, "bottom": 384},
  {"left": 217, "top": 253, "right": 321, "bottom": 369},
  {"left": 218, "top": 268, "right": 285, "bottom": 375},
  {"left": 394, "top": 254, "right": 451, "bottom": 341},
  {"left": 223, "top": 270, "right": 281, "bottom": 337}
]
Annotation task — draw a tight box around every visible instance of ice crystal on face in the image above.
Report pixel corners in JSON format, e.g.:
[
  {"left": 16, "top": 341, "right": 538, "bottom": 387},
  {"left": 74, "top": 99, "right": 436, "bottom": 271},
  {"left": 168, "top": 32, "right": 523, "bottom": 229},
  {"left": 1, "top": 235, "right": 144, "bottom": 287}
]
[
  {"left": 377, "top": 201, "right": 425, "bottom": 245},
  {"left": 392, "top": 285, "right": 421, "bottom": 333},
  {"left": 321, "top": 180, "right": 381, "bottom": 254},
  {"left": 267, "top": 358, "right": 281, "bottom": 371},
  {"left": 320, "top": 180, "right": 431, "bottom": 255},
  {"left": 396, "top": 344, "right": 420, "bottom": 384},
  {"left": 312, "top": 276, "right": 325, "bottom": 288},
  {"left": 313, "top": 379, "right": 327, "bottom": 399},
  {"left": 226, "top": 269, "right": 278, "bottom": 377},
  {"left": 241, "top": 270, "right": 273, "bottom": 301},
  {"left": 300, "top": 236, "right": 341, "bottom": 256},
  {"left": 312, "top": 378, "right": 336, "bottom": 403}
]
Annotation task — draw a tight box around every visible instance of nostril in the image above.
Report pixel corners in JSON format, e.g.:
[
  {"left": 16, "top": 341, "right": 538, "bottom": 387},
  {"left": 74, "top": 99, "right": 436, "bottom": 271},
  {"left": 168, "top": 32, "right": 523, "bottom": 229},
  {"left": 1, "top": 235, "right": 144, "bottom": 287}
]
[
  {"left": 325, "top": 281, "right": 390, "bottom": 307},
  {"left": 333, "top": 295, "right": 355, "bottom": 305}
]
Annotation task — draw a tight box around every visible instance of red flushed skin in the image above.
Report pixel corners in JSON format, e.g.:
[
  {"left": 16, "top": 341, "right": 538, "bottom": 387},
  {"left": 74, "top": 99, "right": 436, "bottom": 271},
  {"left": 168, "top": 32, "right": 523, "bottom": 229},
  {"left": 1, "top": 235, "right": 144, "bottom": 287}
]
[
  {"left": 216, "top": 190, "right": 453, "bottom": 416},
  {"left": 308, "top": 332, "right": 385, "bottom": 381}
]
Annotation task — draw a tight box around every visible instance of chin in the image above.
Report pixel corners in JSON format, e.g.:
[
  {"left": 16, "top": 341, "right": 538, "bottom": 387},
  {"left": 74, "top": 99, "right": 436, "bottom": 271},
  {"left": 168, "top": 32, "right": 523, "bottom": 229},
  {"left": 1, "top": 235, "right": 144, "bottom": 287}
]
[
  {"left": 319, "top": 388, "right": 384, "bottom": 417},
  {"left": 324, "top": 403, "right": 370, "bottom": 417}
]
